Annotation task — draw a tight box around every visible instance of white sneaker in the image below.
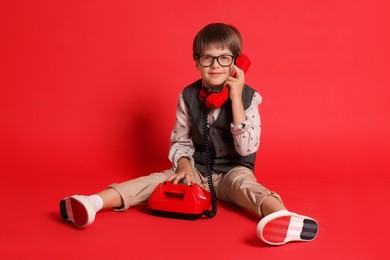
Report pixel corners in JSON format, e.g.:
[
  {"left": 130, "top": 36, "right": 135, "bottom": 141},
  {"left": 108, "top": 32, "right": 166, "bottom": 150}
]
[
  {"left": 257, "top": 210, "right": 318, "bottom": 245},
  {"left": 60, "top": 195, "right": 97, "bottom": 227}
]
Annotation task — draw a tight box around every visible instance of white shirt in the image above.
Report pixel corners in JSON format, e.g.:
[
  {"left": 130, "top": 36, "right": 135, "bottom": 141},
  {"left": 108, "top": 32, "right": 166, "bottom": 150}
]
[{"left": 169, "top": 91, "right": 262, "bottom": 171}]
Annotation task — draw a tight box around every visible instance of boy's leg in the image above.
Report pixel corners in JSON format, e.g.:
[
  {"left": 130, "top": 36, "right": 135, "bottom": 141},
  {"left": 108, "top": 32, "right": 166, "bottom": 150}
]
[
  {"left": 60, "top": 169, "right": 175, "bottom": 227},
  {"left": 215, "top": 166, "right": 284, "bottom": 218},
  {"left": 215, "top": 167, "right": 318, "bottom": 246},
  {"left": 97, "top": 188, "right": 123, "bottom": 209},
  {"left": 260, "top": 195, "right": 286, "bottom": 216},
  {"left": 107, "top": 169, "right": 175, "bottom": 211}
]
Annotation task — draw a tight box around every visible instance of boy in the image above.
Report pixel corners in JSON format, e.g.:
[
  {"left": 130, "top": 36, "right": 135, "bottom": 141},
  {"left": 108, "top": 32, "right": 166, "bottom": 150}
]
[{"left": 60, "top": 23, "right": 318, "bottom": 246}]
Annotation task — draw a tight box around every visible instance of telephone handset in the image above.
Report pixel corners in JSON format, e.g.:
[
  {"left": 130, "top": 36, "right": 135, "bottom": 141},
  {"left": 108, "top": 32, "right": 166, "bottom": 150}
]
[{"left": 205, "top": 54, "right": 251, "bottom": 109}]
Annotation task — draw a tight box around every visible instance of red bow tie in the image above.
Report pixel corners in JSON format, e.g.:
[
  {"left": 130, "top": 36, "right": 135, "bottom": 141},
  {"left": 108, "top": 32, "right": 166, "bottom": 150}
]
[
  {"left": 199, "top": 86, "right": 220, "bottom": 102},
  {"left": 198, "top": 87, "right": 210, "bottom": 102}
]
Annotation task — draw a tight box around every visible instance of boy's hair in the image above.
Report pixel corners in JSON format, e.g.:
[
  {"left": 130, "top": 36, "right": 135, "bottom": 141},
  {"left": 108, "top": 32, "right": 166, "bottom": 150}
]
[{"left": 193, "top": 23, "right": 242, "bottom": 59}]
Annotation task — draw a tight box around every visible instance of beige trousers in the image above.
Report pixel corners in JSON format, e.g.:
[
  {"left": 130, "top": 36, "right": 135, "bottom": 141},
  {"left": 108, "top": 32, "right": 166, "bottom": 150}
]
[{"left": 108, "top": 166, "right": 282, "bottom": 218}]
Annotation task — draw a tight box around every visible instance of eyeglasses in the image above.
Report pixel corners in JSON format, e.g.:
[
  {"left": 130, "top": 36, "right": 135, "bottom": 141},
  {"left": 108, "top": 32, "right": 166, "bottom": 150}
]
[{"left": 197, "top": 54, "right": 235, "bottom": 67}]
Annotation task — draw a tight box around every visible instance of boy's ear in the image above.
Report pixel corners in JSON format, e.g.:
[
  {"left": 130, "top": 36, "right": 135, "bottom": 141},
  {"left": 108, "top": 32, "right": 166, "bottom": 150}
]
[{"left": 195, "top": 61, "right": 201, "bottom": 70}]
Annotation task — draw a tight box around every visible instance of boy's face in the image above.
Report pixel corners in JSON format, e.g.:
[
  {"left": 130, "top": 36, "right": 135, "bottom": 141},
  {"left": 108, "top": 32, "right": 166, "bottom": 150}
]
[{"left": 196, "top": 45, "right": 233, "bottom": 89}]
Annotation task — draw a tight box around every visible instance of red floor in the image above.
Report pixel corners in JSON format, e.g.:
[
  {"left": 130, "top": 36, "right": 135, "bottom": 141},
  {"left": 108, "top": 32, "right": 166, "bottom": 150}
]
[{"left": 1, "top": 141, "right": 388, "bottom": 259}]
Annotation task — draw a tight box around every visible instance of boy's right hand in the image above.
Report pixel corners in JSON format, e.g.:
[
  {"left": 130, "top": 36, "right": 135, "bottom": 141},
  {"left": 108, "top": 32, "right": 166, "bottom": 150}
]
[{"left": 168, "top": 157, "right": 195, "bottom": 185}]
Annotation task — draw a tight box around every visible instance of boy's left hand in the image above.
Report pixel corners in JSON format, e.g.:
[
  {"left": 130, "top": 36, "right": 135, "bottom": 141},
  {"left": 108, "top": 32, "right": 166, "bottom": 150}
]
[{"left": 225, "top": 64, "right": 245, "bottom": 102}]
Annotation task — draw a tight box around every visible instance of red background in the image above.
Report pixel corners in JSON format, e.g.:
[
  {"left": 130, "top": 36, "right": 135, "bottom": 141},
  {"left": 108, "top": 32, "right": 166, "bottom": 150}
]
[{"left": 1, "top": 0, "right": 389, "bottom": 259}]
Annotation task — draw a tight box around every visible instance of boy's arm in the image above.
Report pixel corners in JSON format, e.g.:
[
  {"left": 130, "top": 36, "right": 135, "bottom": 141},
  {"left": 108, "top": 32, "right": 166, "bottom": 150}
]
[
  {"left": 168, "top": 93, "right": 195, "bottom": 171},
  {"left": 225, "top": 65, "right": 262, "bottom": 156},
  {"left": 226, "top": 64, "right": 247, "bottom": 125},
  {"left": 230, "top": 91, "right": 262, "bottom": 156}
]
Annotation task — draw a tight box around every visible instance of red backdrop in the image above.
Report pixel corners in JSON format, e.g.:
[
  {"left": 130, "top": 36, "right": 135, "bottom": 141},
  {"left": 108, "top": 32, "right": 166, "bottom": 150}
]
[{"left": 1, "top": 0, "right": 389, "bottom": 259}]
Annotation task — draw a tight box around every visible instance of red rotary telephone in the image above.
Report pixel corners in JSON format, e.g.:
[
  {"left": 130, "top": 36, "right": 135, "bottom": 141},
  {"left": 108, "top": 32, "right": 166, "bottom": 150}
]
[
  {"left": 148, "top": 181, "right": 212, "bottom": 220},
  {"left": 205, "top": 54, "right": 251, "bottom": 109}
]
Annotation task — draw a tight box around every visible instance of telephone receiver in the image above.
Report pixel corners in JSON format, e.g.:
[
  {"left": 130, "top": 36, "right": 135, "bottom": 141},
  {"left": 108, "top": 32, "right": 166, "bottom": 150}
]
[{"left": 205, "top": 54, "right": 251, "bottom": 109}]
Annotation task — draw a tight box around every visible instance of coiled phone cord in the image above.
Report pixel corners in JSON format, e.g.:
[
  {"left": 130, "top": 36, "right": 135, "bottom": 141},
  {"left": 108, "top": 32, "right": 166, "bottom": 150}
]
[{"left": 202, "top": 108, "right": 217, "bottom": 217}]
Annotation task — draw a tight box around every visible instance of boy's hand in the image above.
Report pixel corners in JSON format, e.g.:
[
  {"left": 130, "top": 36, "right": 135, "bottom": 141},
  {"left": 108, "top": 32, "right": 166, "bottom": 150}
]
[
  {"left": 226, "top": 64, "right": 247, "bottom": 125},
  {"left": 225, "top": 64, "right": 245, "bottom": 103},
  {"left": 168, "top": 158, "right": 196, "bottom": 185}
]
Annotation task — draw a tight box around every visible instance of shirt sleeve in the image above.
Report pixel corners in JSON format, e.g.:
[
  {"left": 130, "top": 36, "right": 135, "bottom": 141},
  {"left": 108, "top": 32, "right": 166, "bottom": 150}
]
[
  {"left": 230, "top": 91, "right": 262, "bottom": 156},
  {"left": 168, "top": 93, "right": 195, "bottom": 171}
]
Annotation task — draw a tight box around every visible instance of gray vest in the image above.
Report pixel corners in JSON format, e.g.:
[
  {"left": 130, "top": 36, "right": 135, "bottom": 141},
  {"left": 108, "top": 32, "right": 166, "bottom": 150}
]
[{"left": 182, "top": 79, "right": 257, "bottom": 176}]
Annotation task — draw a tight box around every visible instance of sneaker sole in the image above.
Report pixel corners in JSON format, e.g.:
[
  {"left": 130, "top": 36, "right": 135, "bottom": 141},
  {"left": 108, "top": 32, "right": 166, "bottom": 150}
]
[
  {"left": 258, "top": 211, "right": 318, "bottom": 245},
  {"left": 59, "top": 196, "right": 94, "bottom": 227}
]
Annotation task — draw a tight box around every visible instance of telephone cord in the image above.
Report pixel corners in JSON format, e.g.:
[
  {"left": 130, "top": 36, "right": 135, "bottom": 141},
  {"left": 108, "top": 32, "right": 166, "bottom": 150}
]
[{"left": 202, "top": 107, "right": 217, "bottom": 217}]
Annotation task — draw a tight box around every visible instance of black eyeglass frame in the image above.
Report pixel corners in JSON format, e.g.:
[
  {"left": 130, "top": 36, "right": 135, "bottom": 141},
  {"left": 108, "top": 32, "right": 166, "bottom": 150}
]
[{"left": 196, "top": 54, "right": 237, "bottom": 67}]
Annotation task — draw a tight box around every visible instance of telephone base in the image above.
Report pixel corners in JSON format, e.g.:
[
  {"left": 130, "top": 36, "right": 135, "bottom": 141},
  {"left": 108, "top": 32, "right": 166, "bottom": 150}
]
[
  {"left": 149, "top": 209, "right": 204, "bottom": 221},
  {"left": 148, "top": 182, "right": 212, "bottom": 220}
]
